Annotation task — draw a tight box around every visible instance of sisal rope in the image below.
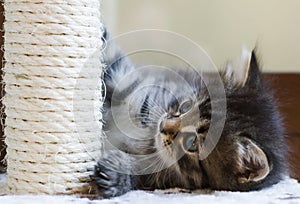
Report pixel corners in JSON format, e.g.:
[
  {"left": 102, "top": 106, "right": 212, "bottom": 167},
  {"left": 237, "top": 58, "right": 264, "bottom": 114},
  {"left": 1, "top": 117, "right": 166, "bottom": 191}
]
[{"left": 2, "top": 0, "right": 104, "bottom": 194}]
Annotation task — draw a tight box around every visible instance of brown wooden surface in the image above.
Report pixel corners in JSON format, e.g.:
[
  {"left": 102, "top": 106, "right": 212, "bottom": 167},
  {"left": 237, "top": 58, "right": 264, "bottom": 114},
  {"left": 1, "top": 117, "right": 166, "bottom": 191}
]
[
  {"left": 287, "top": 136, "right": 300, "bottom": 181},
  {"left": 265, "top": 74, "right": 300, "bottom": 135},
  {"left": 265, "top": 74, "right": 300, "bottom": 181}
]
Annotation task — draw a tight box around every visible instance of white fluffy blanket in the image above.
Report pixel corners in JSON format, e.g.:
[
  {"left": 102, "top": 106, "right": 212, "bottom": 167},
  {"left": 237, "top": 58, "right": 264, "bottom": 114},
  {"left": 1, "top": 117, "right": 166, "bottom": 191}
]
[{"left": 1, "top": 174, "right": 300, "bottom": 204}]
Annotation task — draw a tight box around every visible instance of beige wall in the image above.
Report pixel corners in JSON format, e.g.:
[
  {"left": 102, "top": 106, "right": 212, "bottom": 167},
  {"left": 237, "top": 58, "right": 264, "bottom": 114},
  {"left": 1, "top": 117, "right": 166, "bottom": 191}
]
[{"left": 102, "top": 0, "right": 300, "bottom": 72}]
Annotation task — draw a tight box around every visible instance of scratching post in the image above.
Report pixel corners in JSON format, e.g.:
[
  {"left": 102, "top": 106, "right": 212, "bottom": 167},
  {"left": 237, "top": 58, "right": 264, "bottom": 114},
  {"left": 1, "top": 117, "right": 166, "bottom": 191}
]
[{"left": 3, "top": 0, "right": 103, "bottom": 194}]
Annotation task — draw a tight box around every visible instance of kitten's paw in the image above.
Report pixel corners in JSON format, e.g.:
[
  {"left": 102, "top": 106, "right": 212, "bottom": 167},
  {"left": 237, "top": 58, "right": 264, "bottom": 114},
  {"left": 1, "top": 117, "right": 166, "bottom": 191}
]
[{"left": 92, "top": 151, "right": 134, "bottom": 198}]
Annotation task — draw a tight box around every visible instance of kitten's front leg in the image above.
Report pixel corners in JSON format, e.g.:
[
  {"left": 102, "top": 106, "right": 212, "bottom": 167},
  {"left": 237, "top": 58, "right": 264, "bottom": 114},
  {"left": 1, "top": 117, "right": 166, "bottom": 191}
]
[{"left": 92, "top": 150, "right": 136, "bottom": 198}]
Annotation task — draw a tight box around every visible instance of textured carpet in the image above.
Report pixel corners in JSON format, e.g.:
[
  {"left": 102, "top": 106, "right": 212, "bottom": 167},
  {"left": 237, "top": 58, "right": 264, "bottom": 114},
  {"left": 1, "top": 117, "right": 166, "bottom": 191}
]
[{"left": 1, "top": 174, "right": 300, "bottom": 204}]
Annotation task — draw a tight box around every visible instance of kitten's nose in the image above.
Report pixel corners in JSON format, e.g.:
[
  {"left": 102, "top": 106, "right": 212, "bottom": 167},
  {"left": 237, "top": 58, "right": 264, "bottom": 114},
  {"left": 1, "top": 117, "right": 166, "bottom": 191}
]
[{"left": 159, "top": 118, "right": 181, "bottom": 138}]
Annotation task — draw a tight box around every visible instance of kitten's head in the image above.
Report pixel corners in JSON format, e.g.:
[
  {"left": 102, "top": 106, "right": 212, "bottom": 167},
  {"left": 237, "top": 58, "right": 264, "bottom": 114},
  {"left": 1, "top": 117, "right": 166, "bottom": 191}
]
[{"left": 155, "top": 50, "right": 287, "bottom": 190}]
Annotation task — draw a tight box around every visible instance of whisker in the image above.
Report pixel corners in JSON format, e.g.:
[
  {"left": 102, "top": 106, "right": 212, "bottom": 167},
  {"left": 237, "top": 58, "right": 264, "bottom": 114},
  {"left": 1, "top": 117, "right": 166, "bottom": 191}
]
[
  {"left": 145, "top": 96, "right": 166, "bottom": 114},
  {"left": 135, "top": 113, "right": 161, "bottom": 119},
  {"left": 139, "top": 105, "right": 164, "bottom": 118},
  {"left": 134, "top": 118, "right": 159, "bottom": 124},
  {"left": 151, "top": 106, "right": 166, "bottom": 117},
  {"left": 132, "top": 118, "right": 157, "bottom": 125},
  {"left": 134, "top": 115, "right": 161, "bottom": 122},
  {"left": 139, "top": 155, "right": 164, "bottom": 173}
]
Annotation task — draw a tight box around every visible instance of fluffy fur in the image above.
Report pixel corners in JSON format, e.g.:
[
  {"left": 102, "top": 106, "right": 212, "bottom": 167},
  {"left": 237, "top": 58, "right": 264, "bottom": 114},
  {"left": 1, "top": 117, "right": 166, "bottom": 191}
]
[{"left": 91, "top": 30, "right": 287, "bottom": 198}]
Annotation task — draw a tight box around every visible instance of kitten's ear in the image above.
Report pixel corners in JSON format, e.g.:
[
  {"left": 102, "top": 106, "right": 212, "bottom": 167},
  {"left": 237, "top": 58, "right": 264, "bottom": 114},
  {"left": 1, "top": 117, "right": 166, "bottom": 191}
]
[
  {"left": 243, "top": 50, "right": 262, "bottom": 88},
  {"left": 235, "top": 138, "right": 270, "bottom": 184},
  {"left": 225, "top": 49, "right": 262, "bottom": 88}
]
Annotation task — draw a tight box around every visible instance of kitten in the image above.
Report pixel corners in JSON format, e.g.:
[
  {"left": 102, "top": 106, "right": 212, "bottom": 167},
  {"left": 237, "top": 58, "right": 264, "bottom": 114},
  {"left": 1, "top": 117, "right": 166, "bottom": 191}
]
[{"left": 91, "top": 30, "right": 287, "bottom": 198}]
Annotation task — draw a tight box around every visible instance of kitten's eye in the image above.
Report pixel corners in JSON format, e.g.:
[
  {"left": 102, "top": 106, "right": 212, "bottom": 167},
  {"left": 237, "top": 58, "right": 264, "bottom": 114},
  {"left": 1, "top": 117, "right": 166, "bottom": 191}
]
[
  {"left": 179, "top": 99, "right": 193, "bottom": 114},
  {"left": 183, "top": 134, "right": 198, "bottom": 153}
]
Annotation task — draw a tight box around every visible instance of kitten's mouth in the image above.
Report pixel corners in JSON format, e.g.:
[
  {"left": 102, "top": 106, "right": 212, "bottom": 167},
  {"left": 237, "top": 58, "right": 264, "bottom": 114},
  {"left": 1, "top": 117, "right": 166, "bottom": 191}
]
[
  {"left": 158, "top": 116, "right": 204, "bottom": 155},
  {"left": 158, "top": 116, "right": 181, "bottom": 147}
]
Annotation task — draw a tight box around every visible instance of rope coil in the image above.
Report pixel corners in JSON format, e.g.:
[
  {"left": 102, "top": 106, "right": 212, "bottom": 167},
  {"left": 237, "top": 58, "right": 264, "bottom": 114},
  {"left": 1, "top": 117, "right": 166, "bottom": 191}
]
[{"left": 3, "top": 0, "right": 103, "bottom": 194}]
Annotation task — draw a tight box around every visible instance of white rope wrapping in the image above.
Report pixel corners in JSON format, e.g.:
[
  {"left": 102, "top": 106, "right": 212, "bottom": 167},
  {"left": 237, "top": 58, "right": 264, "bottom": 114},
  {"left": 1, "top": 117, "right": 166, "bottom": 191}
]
[{"left": 3, "top": 0, "right": 103, "bottom": 194}]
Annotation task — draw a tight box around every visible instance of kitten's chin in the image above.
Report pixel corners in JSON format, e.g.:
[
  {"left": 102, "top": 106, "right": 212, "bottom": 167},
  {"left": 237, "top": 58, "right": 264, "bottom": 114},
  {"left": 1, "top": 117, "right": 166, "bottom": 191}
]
[{"left": 154, "top": 133, "right": 178, "bottom": 168}]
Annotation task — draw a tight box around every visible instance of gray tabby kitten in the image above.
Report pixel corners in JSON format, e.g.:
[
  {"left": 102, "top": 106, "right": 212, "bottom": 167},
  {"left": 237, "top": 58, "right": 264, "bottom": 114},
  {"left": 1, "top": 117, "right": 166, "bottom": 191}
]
[{"left": 91, "top": 30, "right": 287, "bottom": 198}]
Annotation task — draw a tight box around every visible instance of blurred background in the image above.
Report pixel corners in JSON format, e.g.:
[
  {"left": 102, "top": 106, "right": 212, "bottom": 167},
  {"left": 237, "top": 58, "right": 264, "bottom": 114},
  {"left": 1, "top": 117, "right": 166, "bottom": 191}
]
[
  {"left": 0, "top": 1, "right": 300, "bottom": 180},
  {"left": 102, "top": 0, "right": 300, "bottom": 72}
]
